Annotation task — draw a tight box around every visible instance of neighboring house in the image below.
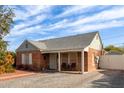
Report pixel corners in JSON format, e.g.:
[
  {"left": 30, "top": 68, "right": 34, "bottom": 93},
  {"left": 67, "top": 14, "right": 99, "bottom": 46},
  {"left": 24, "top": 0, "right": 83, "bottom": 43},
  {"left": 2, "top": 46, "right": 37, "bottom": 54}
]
[
  {"left": 105, "top": 51, "right": 123, "bottom": 55},
  {"left": 16, "top": 31, "right": 103, "bottom": 73}
]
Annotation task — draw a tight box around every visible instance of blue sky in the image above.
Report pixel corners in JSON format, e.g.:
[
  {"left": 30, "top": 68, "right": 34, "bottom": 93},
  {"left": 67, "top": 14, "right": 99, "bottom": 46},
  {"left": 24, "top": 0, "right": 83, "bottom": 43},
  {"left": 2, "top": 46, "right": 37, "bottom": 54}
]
[{"left": 3, "top": 5, "right": 124, "bottom": 51}]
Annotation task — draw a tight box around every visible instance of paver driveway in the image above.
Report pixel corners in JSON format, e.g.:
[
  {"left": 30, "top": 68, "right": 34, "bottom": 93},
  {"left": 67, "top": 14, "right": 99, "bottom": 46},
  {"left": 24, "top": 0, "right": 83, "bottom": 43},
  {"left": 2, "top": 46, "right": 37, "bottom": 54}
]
[{"left": 0, "top": 70, "right": 124, "bottom": 88}]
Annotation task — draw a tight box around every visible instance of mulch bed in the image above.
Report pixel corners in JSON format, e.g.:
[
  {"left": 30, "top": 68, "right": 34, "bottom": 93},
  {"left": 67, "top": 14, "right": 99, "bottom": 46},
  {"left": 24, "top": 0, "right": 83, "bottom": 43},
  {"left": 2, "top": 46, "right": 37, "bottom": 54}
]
[{"left": 0, "top": 70, "right": 36, "bottom": 80}]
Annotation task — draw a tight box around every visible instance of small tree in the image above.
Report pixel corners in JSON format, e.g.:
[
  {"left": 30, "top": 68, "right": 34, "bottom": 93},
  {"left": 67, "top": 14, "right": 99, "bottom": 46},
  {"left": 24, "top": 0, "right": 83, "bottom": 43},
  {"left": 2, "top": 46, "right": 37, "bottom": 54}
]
[
  {"left": 104, "top": 45, "right": 124, "bottom": 53},
  {"left": 0, "top": 6, "right": 15, "bottom": 74}
]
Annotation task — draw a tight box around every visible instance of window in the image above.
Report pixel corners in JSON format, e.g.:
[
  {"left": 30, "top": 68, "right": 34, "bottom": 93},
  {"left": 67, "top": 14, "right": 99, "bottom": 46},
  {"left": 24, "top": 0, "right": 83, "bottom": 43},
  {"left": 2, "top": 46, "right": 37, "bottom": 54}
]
[
  {"left": 29, "top": 53, "right": 32, "bottom": 65},
  {"left": 22, "top": 53, "right": 32, "bottom": 65},
  {"left": 25, "top": 54, "right": 29, "bottom": 64},
  {"left": 22, "top": 54, "right": 25, "bottom": 64}
]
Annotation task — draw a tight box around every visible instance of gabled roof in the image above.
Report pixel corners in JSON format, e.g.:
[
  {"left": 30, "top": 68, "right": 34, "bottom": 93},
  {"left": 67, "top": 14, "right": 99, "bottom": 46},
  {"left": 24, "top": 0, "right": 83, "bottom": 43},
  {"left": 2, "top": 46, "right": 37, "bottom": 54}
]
[
  {"left": 16, "top": 31, "right": 101, "bottom": 52},
  {"left": 23, "top": 31, "right": 99, "bottom": 51}
]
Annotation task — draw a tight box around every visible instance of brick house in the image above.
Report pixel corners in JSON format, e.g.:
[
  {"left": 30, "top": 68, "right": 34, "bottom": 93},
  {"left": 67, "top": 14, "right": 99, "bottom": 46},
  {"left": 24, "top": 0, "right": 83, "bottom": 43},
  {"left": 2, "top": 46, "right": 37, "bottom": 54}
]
[{"left": 16, "top": 31, "right": 103, "bottom": 74}]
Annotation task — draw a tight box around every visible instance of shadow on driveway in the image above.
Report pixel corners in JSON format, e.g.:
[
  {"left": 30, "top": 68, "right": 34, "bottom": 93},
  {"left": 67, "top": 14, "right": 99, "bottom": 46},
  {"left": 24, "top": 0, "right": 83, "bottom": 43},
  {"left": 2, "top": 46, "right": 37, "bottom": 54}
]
[{"left": 89, "top": 70, "right": 124, "bottom": 88}]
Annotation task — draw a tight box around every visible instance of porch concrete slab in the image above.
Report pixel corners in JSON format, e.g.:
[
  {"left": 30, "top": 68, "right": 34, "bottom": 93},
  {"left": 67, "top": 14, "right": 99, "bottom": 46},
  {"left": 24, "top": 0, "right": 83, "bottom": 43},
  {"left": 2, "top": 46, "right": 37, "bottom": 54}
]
[{"left": 60, "top": 71, "right": 82, "bottom": 74}]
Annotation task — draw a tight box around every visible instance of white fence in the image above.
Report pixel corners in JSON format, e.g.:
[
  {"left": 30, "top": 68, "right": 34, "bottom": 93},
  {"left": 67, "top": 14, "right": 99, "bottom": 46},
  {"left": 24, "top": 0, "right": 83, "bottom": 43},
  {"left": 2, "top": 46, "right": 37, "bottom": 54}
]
[{"left": 99, "top": 55, "right": 124, "bottom": 70}]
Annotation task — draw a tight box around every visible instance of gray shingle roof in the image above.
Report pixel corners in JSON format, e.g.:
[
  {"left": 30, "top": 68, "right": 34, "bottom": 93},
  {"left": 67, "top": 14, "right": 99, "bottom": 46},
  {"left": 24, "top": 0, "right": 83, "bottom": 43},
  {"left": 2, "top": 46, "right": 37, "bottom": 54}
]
[
  {"left": 28, "top": 40, "right": 47, "bottom": 50},
  {"left": 28, "top": 31, "right": 98, "bottom": 51}
]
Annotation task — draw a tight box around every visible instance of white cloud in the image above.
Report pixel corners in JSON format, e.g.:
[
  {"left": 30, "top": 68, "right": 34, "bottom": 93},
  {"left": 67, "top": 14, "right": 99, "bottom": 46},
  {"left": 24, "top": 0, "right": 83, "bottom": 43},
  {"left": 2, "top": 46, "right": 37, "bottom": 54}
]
[
  {"left": 11, "top": 6, "right": 124, "bottom": 36},
  {"left": 43, "top": 19, "right": 69, "bottom": 31},
  {"left": 44, "top": 6, "right": 124, "bottom": 32},
  {"left": 6, "top": 5, "right": 124, "bottom": 51},
  {"left": 11, "top": 14, "right": 46, "bottom": 31},
  {"left": 13, "top": 5, "right": 51, "bottom": 20},
  {"left": 6, "top": 18, "right": 68, "bottom": 39},
  {"left": 9, "top": 25, "right": 46, "bottom": 36},
  {"left": 69, "top": 20, "right": 124, "bottom": 33},
  {"left": 66, "top": 6, "right": 124, "bottom": 26},
  {"left": 8, "top": 6, "right": 50, "bottom": 37},
  {"left": 24, "top": 5, "right": 51, "bottom": 16},
  {"left": 34, "top": 36, "right": 56, "bottom": 41},
  {"left": 56, "top": 6, "right": 94, "bottom": 18}
]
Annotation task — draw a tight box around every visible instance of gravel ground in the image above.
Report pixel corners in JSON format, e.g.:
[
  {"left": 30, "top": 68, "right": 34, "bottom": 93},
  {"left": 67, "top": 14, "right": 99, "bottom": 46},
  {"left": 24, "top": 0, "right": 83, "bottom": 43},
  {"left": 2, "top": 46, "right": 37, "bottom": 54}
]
[
  {"left": 0, "top": 70, "right": 123, "bottom": 88},
  {"left": 0, "top": 71, "right": 100, "bottom": 88}
]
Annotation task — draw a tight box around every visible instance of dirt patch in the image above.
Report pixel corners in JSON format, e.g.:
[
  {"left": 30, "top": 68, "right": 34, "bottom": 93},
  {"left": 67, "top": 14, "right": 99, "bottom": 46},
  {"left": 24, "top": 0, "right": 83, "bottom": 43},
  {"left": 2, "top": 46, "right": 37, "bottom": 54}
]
[{"left": 0, "top": 70, "right": 36, "bottom": 80}]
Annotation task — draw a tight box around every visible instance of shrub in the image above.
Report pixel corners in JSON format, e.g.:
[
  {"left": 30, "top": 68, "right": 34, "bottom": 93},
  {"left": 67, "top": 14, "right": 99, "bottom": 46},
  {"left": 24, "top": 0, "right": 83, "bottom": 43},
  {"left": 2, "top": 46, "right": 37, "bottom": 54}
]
[
  {"left": 4, "top": 63, "right": 15, "bottom": 73},
  {"left": 0, "top": 52, "right": 15, "bottom": 74},
  {"left": 0, "top": 66, "right": 5, "bottom": 74}
]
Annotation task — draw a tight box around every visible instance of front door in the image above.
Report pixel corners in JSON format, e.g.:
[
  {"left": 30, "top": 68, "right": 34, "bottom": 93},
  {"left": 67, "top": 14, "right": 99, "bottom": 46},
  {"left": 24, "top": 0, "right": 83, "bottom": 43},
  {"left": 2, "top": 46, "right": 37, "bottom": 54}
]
[{"left": 49, "top": 53, "right": 58, "bottom": 70}]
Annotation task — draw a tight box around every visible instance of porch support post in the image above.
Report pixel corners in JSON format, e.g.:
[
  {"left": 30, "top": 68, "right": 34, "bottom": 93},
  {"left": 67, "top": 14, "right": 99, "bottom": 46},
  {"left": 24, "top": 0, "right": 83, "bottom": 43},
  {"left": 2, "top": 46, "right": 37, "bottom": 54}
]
[
  {"left": 81, "top": 50, "right": 84, "bottom": 74},
  {"left": 58, "top": 52, "right": 61, "bottom": 72}
]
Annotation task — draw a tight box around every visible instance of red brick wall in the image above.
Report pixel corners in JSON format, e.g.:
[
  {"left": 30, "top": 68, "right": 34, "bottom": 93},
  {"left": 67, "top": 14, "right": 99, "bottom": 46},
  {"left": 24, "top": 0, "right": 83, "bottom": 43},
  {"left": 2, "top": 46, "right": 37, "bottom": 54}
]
[
  {"left": 16, "top": 50, "right": 46, "bottom": 71},
  {"left": 87, "top": 48, "right": 102, "bottom": 72},
  {"left": 84, "top": 52, "right": 88, "bottom": 72},
  {"left": 16, "top": 52, "right": 22, "bottom": 66},
  {"left": 16, "top": 48, "right": 102, "bottom": 72}
]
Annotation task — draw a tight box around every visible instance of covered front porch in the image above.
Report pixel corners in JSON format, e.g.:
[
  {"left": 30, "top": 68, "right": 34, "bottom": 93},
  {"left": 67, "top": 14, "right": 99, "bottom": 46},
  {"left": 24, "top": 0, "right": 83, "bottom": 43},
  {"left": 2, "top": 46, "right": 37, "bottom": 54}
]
[{"left": 43, "top": 50, "right": 88, "bottom": 74}]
